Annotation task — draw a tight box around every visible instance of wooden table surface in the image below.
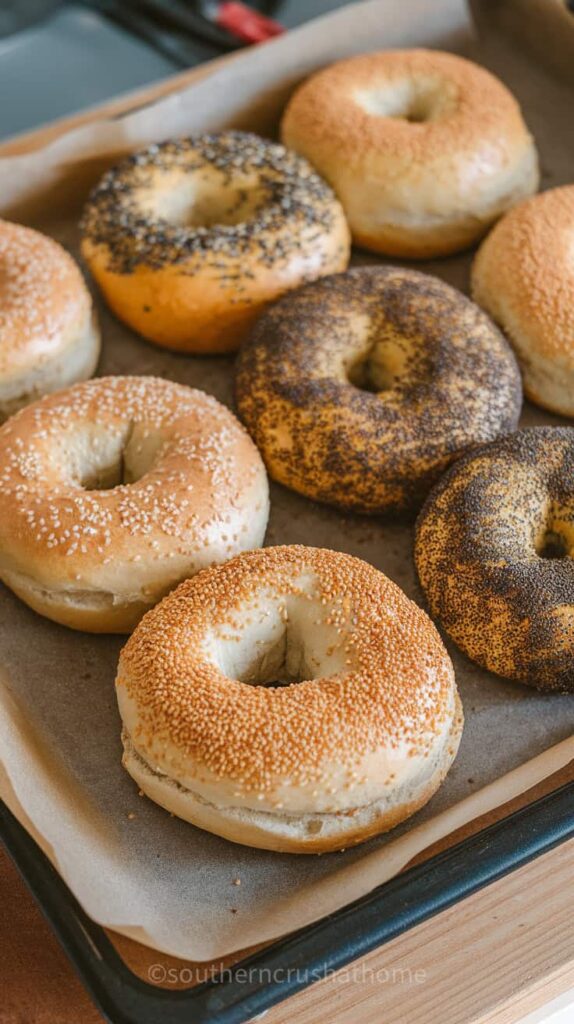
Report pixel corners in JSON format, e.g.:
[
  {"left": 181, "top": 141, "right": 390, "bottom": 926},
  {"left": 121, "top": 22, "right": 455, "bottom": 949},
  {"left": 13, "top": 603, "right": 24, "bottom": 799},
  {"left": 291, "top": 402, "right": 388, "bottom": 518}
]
[
  {"left": 2, "top": 822, "right": 574, "bottom": 1024},
  {"left": 1, "top": 57, "right": 573, "bottom": 1024}
]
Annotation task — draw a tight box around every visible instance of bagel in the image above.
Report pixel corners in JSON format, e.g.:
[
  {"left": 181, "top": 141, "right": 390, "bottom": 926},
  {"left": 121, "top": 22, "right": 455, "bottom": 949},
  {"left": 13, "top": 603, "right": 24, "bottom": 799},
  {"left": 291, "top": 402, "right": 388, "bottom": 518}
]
[
  {"left": 472, "top": 185, "right": 574, "bottom": 417},
  {"left": 0, "top": 219, "right": 100, "bottom": 420},
  {"left": 235, "top": 266, "right": 522, "bottom": 516},
  {"left": 415, "top": 427, "right": 574, "bottom": 692},
  {"left": 281, "top": 49, "right": 539, "bottom": 258},
  {"left": 116, "top": 546, "right": 463, "bottom": 853},
  {"left": 80, "top": 132, "right": 350, "bottom": 354},
  {"left": 0, "top": 375, "right": 268, "bottom": 632}
]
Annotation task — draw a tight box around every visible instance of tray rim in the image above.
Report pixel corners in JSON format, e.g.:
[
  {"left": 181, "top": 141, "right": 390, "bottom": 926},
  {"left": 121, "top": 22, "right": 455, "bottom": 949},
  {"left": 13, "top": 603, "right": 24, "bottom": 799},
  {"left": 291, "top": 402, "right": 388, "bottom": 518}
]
[
  {"left": 2, "top": 781, "right": 574, "bottom": 1024},
  {"left": 2, "top": 13, "right": 574, "bottom": 1024}
]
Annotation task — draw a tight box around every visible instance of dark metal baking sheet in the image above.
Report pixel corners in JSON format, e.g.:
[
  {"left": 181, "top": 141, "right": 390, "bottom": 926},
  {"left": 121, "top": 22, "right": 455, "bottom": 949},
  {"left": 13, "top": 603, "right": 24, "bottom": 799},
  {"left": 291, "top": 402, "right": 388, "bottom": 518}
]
[{"left": 2, "top": 781, "right": 574, "bottom": 1024}]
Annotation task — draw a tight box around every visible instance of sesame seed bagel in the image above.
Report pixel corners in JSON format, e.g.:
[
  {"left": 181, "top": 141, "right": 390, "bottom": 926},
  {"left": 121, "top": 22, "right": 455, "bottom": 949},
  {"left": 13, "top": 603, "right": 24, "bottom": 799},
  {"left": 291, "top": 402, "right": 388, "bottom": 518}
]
[
  {"left": 281, "top": 49, "right": 539, "bottom": 258},
  {"left": 80, "top": 132, "right": 350, "bottom": 354},
  {"left": 0, "top": 220, "right": 100, "bottom": 421},
  {"left": 472, "top": 186, "right": 574, "bottom": 417},
  {"left": 235, "top": 266, "right": 522, "bottom": 516},
  {"left": 116, "top": 546, "right": 463, "bottom": 853},
  {"left": 0, "top": 375, "right": 269, "bottom": 633},
  {"left": 415, "top": 427, "right": 574, "bottom": 692}
]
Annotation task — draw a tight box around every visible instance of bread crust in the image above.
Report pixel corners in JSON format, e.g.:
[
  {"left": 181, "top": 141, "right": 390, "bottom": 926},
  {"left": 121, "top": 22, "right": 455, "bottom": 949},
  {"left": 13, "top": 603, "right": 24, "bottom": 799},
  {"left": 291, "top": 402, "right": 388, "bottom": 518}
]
[
  {"left": 281, "top": 49, "right": 538, "bottom": 258},
  {"left": 0, "top": 219, "right": 100, "bottom": 419},
  {"left": 0, "top": 376, "right": 269, "bottom": 632},
  {"left": 81, "top": 132, "right": 350, "bottom": 354},
  {"left": 116, "top": 545, "right": 463, "bottom": 851},
  {"left": 415, "top": 427, "right": 574, "bottom": 691},
  {"left": 122, "top": 701, "right": 463, "bottom": 853},
  {"left": 235, "top": 266, "right": 522, "bottom": 515},
  {"left": 472, "top": 186, "right": 574, "bottom": 416}
]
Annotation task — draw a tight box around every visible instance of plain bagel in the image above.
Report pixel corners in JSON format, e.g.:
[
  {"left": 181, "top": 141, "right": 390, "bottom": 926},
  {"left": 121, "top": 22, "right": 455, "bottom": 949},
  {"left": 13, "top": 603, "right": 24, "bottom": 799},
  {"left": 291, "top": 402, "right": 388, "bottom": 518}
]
[
  {"left": 0, "top": 375, "right": 269, "bottom": 632},
  {"left": 80, "top": 132, "right": 350, "bottom": 354},
  {"left": 235, "top": 266, "right": 522, "bottom": 516},
  {"left": 117, "top": 545, "right": 463, "bottom": 853},
  {"left": 281, "top": 49, "right": 539, "bottom": 258},
  {"left": 0, "top": 219, "right": 100, "bottom": 420}
]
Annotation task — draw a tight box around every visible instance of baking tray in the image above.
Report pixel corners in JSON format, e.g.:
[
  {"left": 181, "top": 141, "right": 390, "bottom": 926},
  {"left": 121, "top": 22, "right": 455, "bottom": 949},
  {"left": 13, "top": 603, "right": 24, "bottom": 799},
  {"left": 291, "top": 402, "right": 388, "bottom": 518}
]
[
  {"left": 2, "top": 3, "right": 574, "bottom": 1021},
  {"left": 2, "top": 785, "right": 574, "bottom": 1024}
]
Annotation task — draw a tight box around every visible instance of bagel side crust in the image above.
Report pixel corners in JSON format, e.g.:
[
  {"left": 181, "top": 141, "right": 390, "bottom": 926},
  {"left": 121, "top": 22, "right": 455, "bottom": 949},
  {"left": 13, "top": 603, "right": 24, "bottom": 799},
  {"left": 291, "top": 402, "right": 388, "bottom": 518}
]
[
  {"left": 235, "top": 266, "right": 522, "bottom": 515},
  {"left": 415, "top": 426, "right": 574, "bottom": 691}
]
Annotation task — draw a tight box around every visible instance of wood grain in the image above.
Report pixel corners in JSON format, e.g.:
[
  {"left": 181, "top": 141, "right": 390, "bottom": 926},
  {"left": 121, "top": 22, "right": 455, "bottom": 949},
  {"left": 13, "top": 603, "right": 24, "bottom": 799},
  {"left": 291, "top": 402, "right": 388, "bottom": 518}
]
[
  {"left": 2, "top": 832, "right": 573, "bottom": 1024},
  {"left": 264, "top": 838, "right": 574, "bottom": 1024}
]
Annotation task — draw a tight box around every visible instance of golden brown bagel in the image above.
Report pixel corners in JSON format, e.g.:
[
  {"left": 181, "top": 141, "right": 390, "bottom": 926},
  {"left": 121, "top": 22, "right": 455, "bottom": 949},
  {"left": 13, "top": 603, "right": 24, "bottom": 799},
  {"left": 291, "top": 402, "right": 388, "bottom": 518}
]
[
  {"left": 80, "top": 132, "right": 350, "bottom": 354},
  {"left": 235, "top": 266, "right": 522, "bottom": 516},
  {"left": 0, "top": 375, "right": 269, "bottom": 632},
  {"left": 116, "top": 545, "right": 463, "bottom": 853},
  {"left": 281, "top": 49, "right": 539, "bottom": 258},
  {"left": 472, "top": 186, "right": 574, "bottom": 417},
  {"left": 0, "top": 219, "right": 100, "bottom": 420},
  {"left": 415, "top": 427, "right": 574, "bottom": 692}
]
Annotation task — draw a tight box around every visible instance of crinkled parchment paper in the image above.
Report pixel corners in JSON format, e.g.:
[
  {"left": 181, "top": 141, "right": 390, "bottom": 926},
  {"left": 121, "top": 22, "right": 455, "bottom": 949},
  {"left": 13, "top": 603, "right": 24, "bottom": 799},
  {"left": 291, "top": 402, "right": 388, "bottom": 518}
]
[{"left": 0, "top": 0, "right": 573, "bottom": 961}]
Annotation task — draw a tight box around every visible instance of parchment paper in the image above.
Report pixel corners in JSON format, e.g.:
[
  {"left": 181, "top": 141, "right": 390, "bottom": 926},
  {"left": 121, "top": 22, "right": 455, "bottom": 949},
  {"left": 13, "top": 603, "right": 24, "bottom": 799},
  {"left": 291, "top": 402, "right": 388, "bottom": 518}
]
[{"left": 0, "top": 0, "right": 573, "bottom": 962}]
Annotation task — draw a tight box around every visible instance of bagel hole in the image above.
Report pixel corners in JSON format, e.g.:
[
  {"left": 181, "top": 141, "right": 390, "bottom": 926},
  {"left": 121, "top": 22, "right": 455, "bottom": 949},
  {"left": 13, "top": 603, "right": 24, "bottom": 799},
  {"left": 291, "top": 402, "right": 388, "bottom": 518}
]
[
  {"left": 538, "top": 530, "right": 569, "bottom": 560},
  {"left": 137, "top": 170, "right": 269, "bottom": 229},
  {"left": 347, "top": 355, "right": 394, "bottom": 393},
  {"left": 347, "top": 334, "right": 409, "bottom": 393},
  {"left": 259, "top": 672, "right": 304, "bottom": 689},
  {"left": 74, "top": 424, "right": 160, "bottom": 491},
  {"left": 355, "top": 80, "right": 441, "bottom": 123},
  {"left": 239, "top": 627, "right": 315, "bottom": 689},
  {"left": 80, "top": 463, "right": 124, "bottom": 491},
  {"left": 210, "top": 590, "right": 354, "bottom": 688},
  {"left": 397, "top": 99, "right": 431, "bottom": 123}
]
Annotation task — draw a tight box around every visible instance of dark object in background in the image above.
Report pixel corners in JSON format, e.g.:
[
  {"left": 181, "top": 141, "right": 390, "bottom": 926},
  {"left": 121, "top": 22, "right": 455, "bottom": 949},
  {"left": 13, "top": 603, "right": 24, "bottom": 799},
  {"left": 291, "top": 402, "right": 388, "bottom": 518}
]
[
  {"left": 212, "top": 1, "right": 283, "bottom": 42},
  {"left": 0, "top": 0, "right": 341, "bottom": 139},
  {"left": 0, "top": 0, "right": 62, "bottom": 37},
  {"left": 0, "top": 0, "right": 283, "bottom": 51},
  {"left": 0, "top": 5, "right": 178, "bottom": 138},
  {"left": 89, "top": 0, "right": 283, "bottom": 66}
]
